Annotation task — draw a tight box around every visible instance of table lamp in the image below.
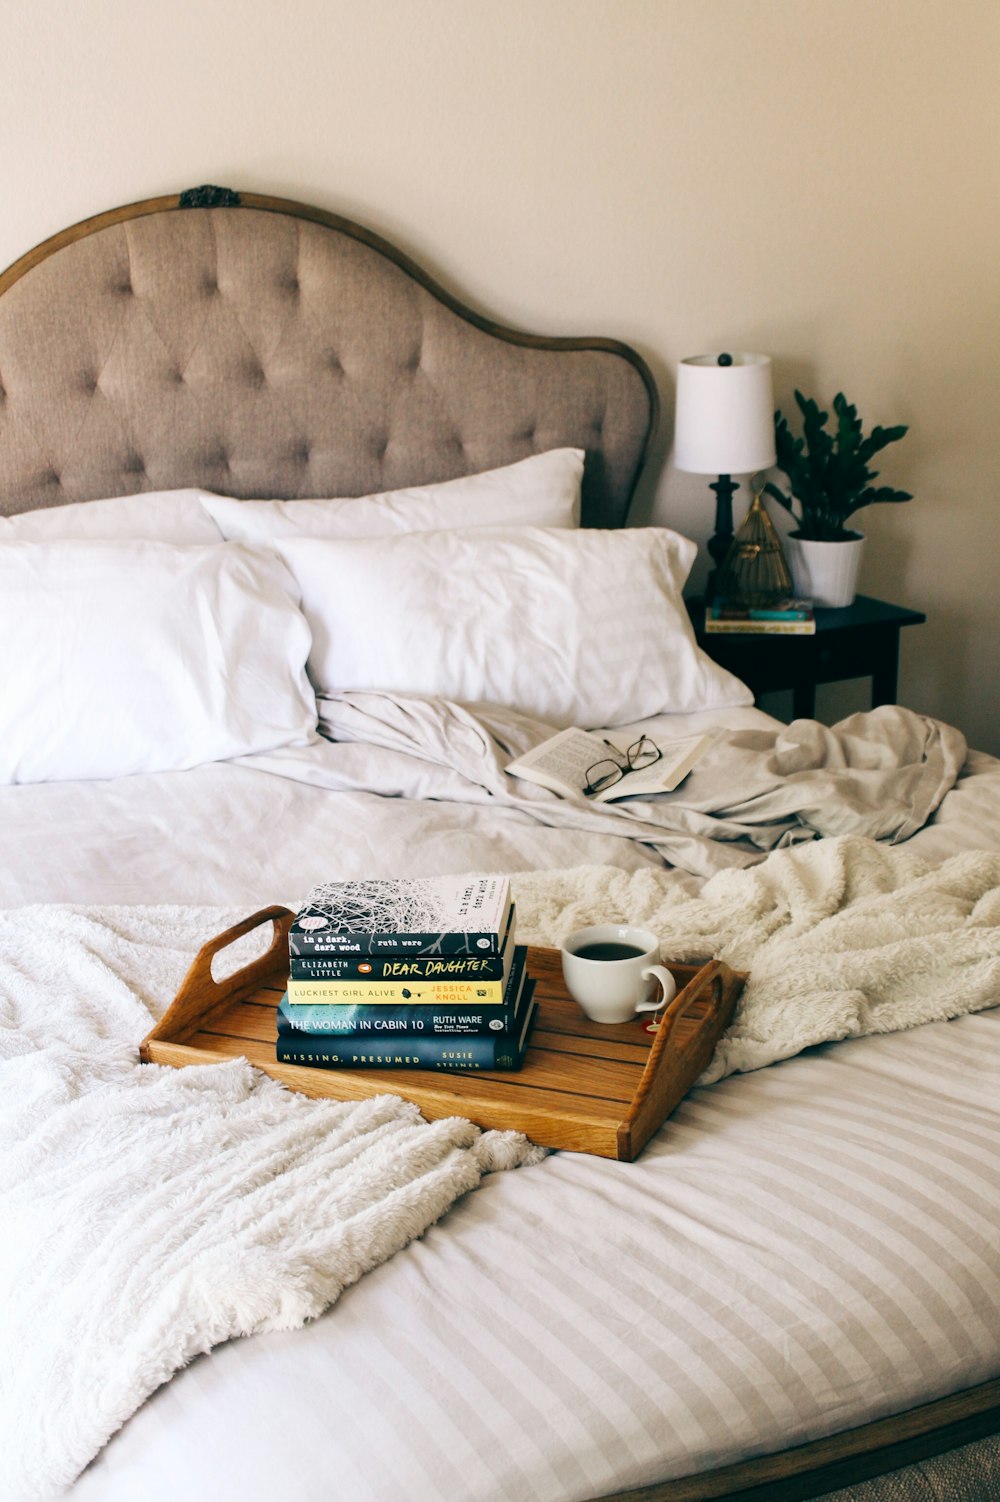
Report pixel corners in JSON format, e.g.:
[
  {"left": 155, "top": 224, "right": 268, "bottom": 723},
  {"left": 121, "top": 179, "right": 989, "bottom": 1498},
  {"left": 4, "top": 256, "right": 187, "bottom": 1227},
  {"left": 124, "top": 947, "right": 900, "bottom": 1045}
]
[{"left": 674, "top": 352, "right": 777, "bottom": 599}]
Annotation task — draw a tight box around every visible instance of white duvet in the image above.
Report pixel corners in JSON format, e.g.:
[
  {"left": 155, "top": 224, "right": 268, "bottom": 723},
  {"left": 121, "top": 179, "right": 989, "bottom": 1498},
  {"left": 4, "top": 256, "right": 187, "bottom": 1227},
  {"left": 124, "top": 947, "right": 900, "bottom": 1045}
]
[
  {"left": 0, "top": 704, "right": 771, "bottom": 910},
  {"left": 0, "top": 697, "right": 983, "bottom": 912}
]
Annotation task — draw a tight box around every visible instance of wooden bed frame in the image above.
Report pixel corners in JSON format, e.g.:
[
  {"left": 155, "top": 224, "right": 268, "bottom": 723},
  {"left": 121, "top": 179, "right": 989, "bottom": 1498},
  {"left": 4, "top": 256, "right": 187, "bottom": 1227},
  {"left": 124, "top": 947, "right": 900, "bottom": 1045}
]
[{"left": 1, "top": 186, "right": 996, "bottom": 1502}]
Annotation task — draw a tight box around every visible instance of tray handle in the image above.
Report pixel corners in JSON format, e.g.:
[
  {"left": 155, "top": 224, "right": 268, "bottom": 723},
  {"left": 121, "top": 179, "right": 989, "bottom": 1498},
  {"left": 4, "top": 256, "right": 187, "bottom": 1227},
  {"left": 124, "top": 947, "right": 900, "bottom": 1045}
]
[
  {"left": 140, "top": 905, "right": 294, "bottom": 1057},
  {"left": 646, "top": 963, "right": 724, "bottom": 1045},
  {"left": 618, "top": 959, "right": 743, "bottom": 1161}
]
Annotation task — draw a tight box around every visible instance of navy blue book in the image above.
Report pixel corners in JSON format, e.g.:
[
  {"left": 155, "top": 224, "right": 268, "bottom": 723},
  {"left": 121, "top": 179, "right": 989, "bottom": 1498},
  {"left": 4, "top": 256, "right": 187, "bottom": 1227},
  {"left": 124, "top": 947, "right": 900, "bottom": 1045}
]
[{"left": 276, "top": 987, "right": 537, "bottom": 1071}]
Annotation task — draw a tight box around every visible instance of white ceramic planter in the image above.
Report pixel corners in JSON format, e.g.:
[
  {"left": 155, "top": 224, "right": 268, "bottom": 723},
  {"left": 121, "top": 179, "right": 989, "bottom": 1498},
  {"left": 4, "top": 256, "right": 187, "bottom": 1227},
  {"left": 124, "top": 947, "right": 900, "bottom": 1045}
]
[{"left": 785, "top": 531, "right": 865, "bottom": 608}]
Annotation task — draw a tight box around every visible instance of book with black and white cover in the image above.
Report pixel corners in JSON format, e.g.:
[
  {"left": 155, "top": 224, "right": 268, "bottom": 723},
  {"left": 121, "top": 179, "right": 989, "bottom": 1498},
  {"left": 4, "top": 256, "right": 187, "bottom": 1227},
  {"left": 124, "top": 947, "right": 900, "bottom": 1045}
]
[
  {"left": 505, "top": 727, "right": 711, "bottom": 802},
  {"left": 289, "top": 874, "right": 512, "bottom": 957},
  {"left": 276, "top": 988, "right": 537, "bottom": 1070},
  {"left": 289, "top": 904, "right": 515, "bottom": 980},
  {"left": 278, "top": 948, "right": 529, "bottom": 1037}
]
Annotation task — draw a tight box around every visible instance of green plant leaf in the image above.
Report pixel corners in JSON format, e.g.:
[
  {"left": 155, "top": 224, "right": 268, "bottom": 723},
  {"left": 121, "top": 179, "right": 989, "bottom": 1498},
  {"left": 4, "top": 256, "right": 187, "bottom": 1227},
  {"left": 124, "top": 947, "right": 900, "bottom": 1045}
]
[
  {"left": 770, "top": 389, "right": 911, "bottom": 535},
  {"left": 855, "top": 423, "right": 909, "bottom": 466},
  {"left": 845, "top": 486, "right": 913, "bottom": 514}
]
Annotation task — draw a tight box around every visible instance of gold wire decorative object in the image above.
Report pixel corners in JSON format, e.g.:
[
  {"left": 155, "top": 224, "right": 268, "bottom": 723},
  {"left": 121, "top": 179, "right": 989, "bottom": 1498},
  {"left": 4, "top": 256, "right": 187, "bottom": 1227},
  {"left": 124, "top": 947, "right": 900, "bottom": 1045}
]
[{"left": 714, "top": 480, "right": 792, "bottom": 608}]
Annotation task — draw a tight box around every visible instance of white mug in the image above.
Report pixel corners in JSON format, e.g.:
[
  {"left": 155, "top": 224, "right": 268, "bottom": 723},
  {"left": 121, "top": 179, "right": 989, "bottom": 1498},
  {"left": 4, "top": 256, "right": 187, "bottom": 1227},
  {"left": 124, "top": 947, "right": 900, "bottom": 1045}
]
[{"left": 560, "top": 923, "right": 676, "bottom": 1025}]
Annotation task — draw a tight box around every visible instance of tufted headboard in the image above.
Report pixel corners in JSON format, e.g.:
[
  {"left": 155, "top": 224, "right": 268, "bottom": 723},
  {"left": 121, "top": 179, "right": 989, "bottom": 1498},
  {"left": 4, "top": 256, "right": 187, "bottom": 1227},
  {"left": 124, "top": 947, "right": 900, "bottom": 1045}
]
[{"left": 0, "top": 188, "right": 656, "bottom": 528}]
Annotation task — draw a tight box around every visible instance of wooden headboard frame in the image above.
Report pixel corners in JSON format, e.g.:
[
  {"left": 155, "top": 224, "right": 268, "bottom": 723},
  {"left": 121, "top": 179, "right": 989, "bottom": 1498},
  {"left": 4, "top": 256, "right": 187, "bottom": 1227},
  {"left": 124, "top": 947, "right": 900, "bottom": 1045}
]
[{"left": 0, "top": 186, "right": 657, "bottom": 526}]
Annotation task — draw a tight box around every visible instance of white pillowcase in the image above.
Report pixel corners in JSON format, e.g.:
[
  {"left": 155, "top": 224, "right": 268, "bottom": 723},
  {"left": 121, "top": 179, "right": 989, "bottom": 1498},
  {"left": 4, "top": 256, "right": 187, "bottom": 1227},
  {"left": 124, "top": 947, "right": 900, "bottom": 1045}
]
[
  {"left": 0, "top": 541, "right": 317, "bottom": 785},
  {"left": 199, "top": 448, "right": 584, "bottom": 543},
  {"left": 275, "top": 526, "right": 752, "bottom": 728},
  {"left": 0, "top": 488, "right": 224, "bottom": 543}
]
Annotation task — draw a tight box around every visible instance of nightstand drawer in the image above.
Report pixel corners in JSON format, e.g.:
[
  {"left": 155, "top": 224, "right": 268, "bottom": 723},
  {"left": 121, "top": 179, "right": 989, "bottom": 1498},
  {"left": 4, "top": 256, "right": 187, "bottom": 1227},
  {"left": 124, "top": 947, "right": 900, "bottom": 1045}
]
[
  {"left": 810, "top": 630, "right": 872, "bottom": 683},
  {"left": 695, "top": 635, "right": 815, "bottom": 694}
]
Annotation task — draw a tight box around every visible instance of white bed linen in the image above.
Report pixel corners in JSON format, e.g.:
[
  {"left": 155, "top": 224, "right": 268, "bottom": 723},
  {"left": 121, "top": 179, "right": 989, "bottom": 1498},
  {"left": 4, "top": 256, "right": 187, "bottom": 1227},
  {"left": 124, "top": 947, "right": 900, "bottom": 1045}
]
[
  {"left": 199, "top": 447, "right": 586, "bottom": 540},
  {"left": 3, "top": 704, "right": 999, "bottom": 1502},
  {"left": 274, "top": 527, "right": 752, "bottom": 726},
  {"left": 0, "top": 707, "right": 771, "bottom": 909},
  {"left": 0, "top": 541, "right": 317, "bottom": 785},
  {"left": 70, "top": 1010, "right": 1000, "bottom": 1502}
]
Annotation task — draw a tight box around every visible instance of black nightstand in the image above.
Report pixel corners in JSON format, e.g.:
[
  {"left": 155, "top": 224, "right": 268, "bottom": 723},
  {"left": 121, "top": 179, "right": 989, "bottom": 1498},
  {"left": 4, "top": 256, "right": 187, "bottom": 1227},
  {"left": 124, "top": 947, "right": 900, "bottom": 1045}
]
[{"left": 687, "top": 595, "right": 927, "bottom": 719}]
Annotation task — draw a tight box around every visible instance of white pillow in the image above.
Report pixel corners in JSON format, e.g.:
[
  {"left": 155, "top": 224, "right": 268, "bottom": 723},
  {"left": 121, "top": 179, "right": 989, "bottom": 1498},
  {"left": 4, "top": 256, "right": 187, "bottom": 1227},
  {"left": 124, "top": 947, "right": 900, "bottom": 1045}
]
[
  {"left": 275, "top": 526, "right": 752, "bottom": 728},
  {"left": 0, "top": 488, "right": 224, "bottom": 543},
  {"left": 0, "top": 541, "right": 317, "bottom": 785},
  {"left": 199, "top": 448, "right": 584, "bottom": 543}
]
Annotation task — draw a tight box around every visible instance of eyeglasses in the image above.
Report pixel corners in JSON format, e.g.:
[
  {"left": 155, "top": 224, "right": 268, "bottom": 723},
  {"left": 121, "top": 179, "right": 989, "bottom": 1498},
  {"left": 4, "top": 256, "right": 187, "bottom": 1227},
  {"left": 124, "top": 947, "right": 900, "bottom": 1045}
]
[{"left": 584, "top": 735, "right": 661, "bottom": 796}]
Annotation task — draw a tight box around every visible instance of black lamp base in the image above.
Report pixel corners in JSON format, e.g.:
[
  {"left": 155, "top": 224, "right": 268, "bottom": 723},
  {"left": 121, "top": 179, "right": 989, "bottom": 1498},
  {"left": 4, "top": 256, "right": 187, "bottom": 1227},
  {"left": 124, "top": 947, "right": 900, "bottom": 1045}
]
[{"left": 705, "top": 473, "right": 740, "bottom": 601}]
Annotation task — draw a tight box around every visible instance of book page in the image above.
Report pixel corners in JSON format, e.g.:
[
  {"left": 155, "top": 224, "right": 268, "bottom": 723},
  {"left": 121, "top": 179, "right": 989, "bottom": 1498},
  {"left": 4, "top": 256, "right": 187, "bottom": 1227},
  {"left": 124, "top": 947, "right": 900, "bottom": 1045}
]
[
  {"left": 506, "top": 728, "right": 713, "bottom": 802},
  {"left": 504, "top": 727, "right": 608, "bottom": 798}
]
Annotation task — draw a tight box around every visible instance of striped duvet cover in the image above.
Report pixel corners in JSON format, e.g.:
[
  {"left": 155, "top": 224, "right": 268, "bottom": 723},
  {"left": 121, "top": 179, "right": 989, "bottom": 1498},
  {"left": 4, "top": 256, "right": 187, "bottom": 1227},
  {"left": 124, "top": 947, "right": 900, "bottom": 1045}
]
[{"left": 73, "top": 1000, "right": 1000, "bottom": 1502}]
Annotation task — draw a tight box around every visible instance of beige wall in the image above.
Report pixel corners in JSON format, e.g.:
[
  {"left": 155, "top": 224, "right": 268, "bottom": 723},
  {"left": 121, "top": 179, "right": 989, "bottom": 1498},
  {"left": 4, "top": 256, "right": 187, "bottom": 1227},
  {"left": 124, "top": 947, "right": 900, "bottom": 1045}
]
[{"left": 3, "top": 0, "right": 999, "bottom": 747}]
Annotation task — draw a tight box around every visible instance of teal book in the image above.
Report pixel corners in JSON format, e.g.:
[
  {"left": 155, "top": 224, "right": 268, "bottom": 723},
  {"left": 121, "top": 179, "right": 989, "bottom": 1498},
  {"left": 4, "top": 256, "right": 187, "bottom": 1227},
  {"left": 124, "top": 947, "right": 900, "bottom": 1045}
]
[
  {"left": 276, "top": 989, "right": 537, "bottom": 1071},
  {"left": 710, "top": 596, "right": 813, "bottom": 621}
]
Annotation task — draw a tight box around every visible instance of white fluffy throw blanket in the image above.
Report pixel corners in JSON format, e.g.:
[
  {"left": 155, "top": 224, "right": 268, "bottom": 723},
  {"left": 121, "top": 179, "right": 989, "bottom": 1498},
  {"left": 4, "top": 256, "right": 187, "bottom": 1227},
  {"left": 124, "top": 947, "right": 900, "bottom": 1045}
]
[
  {"left": 0, "top": 906, "right": 543, "bottom": 1501},
  {"left": 513, "top": 834, "right": 1000, "bottom": 1081}
]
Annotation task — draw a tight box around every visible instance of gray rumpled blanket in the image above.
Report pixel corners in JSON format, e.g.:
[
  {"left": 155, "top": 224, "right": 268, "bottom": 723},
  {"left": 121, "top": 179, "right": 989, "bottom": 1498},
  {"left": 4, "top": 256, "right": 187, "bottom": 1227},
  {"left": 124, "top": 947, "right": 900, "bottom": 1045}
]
[{"left": 287, "top": 694, "right": 967, "bottom": 879}]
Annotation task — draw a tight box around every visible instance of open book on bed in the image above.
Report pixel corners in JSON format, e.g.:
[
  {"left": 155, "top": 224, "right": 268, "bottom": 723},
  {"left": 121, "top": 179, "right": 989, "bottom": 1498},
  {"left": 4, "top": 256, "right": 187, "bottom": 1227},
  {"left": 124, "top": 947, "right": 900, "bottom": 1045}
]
[{"left": 505, "top": 727, "right": 712, "bottom": 802}]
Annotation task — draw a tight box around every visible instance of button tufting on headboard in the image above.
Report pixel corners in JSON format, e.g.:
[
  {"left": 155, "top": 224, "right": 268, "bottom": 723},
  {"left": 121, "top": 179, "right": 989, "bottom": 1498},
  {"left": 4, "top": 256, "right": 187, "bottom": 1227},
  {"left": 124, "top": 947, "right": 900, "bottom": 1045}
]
[{"left": 0, "top": 191, "right": 657, "bottom": 523}]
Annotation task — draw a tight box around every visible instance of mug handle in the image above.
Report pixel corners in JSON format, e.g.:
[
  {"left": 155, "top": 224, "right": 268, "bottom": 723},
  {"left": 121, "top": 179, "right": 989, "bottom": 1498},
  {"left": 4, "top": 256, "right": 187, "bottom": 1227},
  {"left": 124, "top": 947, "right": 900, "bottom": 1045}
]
[{"left": 636, "top": 964, "right": 677, "bottom": 1015}]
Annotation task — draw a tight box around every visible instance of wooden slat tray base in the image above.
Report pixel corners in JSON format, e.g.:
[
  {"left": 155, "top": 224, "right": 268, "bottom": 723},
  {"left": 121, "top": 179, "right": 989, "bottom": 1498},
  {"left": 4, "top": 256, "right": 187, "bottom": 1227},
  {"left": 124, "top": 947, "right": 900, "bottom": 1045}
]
[{"left": 140, "top": 907, "right": 744, "bottom": 1161}]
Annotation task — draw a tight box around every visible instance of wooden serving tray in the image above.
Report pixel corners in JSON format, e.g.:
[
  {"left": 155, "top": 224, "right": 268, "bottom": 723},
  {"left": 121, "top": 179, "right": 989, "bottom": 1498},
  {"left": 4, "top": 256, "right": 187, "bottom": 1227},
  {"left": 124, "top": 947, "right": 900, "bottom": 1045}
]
[{"left": 140, "top": 907, "right": 744, "bottom": 1161}]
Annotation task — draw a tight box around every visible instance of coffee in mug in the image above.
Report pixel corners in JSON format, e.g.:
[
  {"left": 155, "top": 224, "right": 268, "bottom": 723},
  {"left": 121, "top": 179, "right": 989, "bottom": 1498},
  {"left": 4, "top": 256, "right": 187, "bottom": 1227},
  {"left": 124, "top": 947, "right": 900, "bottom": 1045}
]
[
  {"left": 573, "top": 941, "right": 645, "bottom": 962},
  {"left": 560, "top": 923, "right": 676, "bottom": 1025}
]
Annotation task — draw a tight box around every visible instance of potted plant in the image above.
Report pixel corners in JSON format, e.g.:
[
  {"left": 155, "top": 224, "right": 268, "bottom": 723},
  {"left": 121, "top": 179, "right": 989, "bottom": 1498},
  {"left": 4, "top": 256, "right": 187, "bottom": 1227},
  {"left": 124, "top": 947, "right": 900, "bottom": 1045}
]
[{"left": 764, "top": 391, "right": 912, "bottom": 606}]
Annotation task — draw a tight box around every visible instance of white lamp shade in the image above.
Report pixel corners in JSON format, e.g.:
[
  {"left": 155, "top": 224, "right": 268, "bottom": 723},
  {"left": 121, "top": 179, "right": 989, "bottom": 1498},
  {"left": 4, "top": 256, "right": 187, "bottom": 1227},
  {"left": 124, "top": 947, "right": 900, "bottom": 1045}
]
[{"left": 674, "top": 353, "right": 777, "bottom": 475}]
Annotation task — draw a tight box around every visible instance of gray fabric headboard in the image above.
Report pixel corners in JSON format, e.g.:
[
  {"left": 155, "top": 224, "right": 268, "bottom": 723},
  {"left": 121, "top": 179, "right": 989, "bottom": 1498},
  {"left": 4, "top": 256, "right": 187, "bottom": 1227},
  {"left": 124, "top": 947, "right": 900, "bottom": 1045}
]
[{"left": 0, "top": 188, "right": 657, "bottom": 527}]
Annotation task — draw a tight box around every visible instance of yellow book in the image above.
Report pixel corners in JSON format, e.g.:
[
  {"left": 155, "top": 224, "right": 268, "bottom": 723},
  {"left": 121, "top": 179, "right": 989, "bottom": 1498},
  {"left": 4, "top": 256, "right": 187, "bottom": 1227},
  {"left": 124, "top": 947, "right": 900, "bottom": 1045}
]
[
  {"left": 703, "top": 616, "right": 816, "bottom": 635},
  {"left": 285, "top": 975, "right": 509, "bottom": 1005}
]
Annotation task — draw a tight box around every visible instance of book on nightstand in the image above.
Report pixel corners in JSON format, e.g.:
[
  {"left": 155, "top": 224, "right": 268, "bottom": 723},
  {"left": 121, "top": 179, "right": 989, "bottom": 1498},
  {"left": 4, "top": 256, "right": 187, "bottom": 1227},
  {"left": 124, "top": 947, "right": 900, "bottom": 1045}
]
[{"left": 703, "top": 598, "right": 816, "bottom": 635}]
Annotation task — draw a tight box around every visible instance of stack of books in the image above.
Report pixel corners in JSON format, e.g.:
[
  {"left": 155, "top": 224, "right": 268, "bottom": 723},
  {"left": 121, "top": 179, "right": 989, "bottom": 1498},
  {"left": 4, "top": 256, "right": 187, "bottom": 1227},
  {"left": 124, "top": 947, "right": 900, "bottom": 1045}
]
[
  {"left": 276, "top": 874, "right": 536, "bottom": 1072},
  {"left": 703, "top": 597, "right": 816, "bottom": 635}
]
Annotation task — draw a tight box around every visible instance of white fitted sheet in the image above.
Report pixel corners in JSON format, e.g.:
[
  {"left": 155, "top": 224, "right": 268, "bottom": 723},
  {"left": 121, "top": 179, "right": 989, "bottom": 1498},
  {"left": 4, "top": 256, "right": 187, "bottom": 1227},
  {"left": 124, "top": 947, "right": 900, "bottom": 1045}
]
[{"left": 3, "top": 705, "right": 999, "bottom": 1502}]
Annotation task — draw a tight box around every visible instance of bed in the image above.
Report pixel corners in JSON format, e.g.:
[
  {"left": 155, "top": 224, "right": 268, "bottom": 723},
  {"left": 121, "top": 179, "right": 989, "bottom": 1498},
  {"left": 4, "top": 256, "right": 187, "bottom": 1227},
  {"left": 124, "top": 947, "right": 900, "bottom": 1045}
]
[{"left": 1, "top": 186, "right": 999, "bottom": 1502}]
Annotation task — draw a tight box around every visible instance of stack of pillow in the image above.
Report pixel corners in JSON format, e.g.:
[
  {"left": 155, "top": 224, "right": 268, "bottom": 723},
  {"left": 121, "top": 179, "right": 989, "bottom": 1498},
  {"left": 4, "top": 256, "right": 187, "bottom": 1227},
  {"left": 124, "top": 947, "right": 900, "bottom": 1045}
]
[
  {"left": 0, "top": 448, "right": 750, "bottom": 787},
  {"left": 0, "top": 490, "right": 316, "bottom": 786}
]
